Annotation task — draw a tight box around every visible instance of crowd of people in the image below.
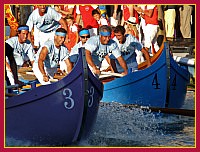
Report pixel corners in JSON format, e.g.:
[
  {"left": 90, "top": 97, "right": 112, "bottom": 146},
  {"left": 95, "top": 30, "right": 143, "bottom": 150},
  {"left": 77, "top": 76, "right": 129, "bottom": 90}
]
[{"left": 5, "top": 4, "right": 195, "bottom": 87}]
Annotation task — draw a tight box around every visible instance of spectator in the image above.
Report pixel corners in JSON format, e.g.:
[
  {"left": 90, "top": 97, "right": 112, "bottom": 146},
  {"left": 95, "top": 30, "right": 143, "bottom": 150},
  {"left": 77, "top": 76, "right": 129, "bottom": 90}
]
[
  {"left": 124, "top": 17, "right": 139, "bottom": 40},
  {"left": 157, "top": 5, "right": 165, "bottom": 46},
  {"left": 179, "top": 5, "right": 193, "bottom": 38},
  {"left": 134, "top": 5, "right": 146, "bottom": 44},
  {"left": 134, "top": 5, "right": 160, "bottom": 55},
  {"left": 164, "top": 5, "right": 176, "bottom": 38},
  {"left": 98, "top": 5, "right": 107, "bottom": 19},
  {"left": 92, "top": 9, "right": 109, "bottom": 27},
  {"left": 76, "top": 5, "right": 99, "bottom": 36},
  {"left": 64, "top": 14, "right": 79, "bottom": 52},
  {"left": 121, "top": 5, "right": 139, "bottom": 26},
  {"left": 110, "top": 5, "right": 120, "bottom": 27},
  {"left": 26, "top": 5, "right": 67, "bottom": 49},
  {"left": 54, "top": 5, "right": 75, "bottom": 19}
]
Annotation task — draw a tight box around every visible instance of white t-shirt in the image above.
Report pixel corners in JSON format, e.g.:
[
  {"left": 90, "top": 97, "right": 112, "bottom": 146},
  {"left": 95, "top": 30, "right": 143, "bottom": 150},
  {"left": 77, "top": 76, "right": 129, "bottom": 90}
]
[
  {"left": 26, "top": 7, "right": 62, "bottom": 33},
  {"left": 85, "top": 36, "right": 121, "bottom": 67},
  {"left": 113, "top": 34, "right": 143, "bottom": 72},
  {"left": 6, "top": 36, "right": 35, "bottom": 66},
  {"left": 34, "top": 40, "right": 70, "bottom": 68},
  {"left": 69, "top": 41, "right": 84, "bottom": 63}
]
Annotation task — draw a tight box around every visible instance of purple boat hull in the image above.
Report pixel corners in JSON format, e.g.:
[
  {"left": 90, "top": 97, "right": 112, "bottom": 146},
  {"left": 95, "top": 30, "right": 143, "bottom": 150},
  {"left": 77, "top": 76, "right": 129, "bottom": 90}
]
[{"left": 5, "top": 48, "right": 103, "bottom": 146}]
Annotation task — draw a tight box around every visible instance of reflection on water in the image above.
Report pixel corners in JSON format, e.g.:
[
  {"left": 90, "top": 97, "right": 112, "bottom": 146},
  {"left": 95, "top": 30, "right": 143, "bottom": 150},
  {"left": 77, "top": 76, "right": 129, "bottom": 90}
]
[{"left": 6, "top": 91, "right": 195, "bottom": 147}]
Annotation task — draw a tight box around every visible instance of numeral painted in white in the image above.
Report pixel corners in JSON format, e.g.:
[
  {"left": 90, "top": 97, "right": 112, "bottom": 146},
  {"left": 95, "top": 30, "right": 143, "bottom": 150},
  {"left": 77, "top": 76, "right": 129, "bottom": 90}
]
[
  {"left": 88, "top": 86, "right": 94, "bottom": 107},
  {"left": 63, "top": 88, "right": 74, "bottom": 109},
  {"left": 62, "top": 86, "right": 95, "bottom": 109}
]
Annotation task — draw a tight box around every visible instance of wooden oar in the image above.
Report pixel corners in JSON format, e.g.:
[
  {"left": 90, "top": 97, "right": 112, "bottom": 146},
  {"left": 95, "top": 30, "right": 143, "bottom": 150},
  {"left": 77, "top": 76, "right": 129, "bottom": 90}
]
[
  {"left": 22, "top": 83, "right": 42, "bottom": 89},
  {"left": 49, "top": 79, "right": 59, "bottom": 82},
  {"left": 18, "top": 67, "right": 32, "bottom": 73},
  {"left": 19, "top": 72, "right": 37, "bottom": 81},
  {"left": 124, "top": 104, "right": 195, "bottom": 117},
  {"left": 26, "top": 71, "right": 35, "bottom": 75},
  {"left": 100, "top": 71, "right": 124, "bottom": 78}
]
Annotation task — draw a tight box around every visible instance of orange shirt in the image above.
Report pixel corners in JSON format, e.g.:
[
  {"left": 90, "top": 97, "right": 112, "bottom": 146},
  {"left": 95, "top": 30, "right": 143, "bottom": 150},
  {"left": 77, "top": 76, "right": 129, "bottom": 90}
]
[
  {"left": 65, "top": 24, "right": 78, "bottom": 51},
  {"left": 123, "top": 5, "right": 139, "bottom": 24},
  {"left": 123, "top": 5, "right": 130, "bottom": 21},
  {"left": 79, "top": 5, "right": 99, "bottom": 29},
  {"left": 144, "top": 6, "right": 158, "bottom": 25}
]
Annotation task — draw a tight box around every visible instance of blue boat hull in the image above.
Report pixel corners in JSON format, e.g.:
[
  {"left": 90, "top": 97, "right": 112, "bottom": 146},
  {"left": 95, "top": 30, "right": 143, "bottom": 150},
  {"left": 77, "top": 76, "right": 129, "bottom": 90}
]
[
  {"left": 168, "top": 51, "right": 189, "bottom": 108},
  {"left": 102, "top": 43, "right": 190, "bottom": 108},
  {"left": 5, "top": 49, "right": 103, "bottom": 146}
]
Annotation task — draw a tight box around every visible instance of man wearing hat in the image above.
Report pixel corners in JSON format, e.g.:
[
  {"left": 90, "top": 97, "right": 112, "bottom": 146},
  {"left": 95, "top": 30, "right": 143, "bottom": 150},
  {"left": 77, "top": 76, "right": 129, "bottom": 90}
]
[
  {"left": 84, "top": 25, "right": 128, "bottom": 76},
  {"left": 32, "top": 28, "right": 72, "bottom": 85},
  {"left": 5, "top": 25, "right": 35, "bottom": 85},
  {"left": 69, "top": 28, "right": 90, "bottom": 64}
]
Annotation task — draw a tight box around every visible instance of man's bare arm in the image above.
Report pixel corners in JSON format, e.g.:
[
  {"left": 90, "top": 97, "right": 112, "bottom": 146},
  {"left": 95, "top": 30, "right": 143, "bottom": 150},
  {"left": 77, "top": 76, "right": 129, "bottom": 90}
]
[
  {"left": 85, "top": 50, "right": 100, "bottom": 75},
  {"left": 38, "top": 47, "right": 49, "bottom": 81},
  {"left": 116, "top": 56, "right": 128, "bottom": 75}
]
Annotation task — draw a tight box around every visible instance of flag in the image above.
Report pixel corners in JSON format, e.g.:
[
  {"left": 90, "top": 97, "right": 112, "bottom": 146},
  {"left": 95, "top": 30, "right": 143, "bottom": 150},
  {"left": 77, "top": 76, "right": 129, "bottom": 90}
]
[{"left": 5, "top": 5, "right": 19, "bottom": 31}]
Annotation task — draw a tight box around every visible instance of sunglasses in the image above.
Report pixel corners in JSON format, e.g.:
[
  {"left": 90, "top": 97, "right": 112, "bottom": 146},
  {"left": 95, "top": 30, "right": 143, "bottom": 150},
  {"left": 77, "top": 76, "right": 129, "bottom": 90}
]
[{"left": 80, "top": 35, "right": 90, "bottom": 39}]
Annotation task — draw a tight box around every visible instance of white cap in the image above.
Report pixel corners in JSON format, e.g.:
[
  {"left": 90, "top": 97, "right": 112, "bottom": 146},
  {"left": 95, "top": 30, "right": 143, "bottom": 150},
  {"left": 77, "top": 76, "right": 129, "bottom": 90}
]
[{"left": 125, "top": 17, "right": 137, "bottom": 25}]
